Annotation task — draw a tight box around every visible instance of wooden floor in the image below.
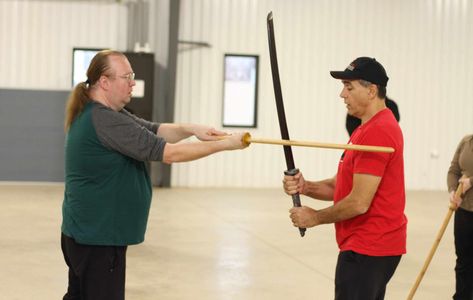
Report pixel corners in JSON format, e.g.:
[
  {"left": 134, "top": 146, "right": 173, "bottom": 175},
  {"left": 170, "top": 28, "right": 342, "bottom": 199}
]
[{"left": 0, "top": 183, "right": 456, "bottom": 299}]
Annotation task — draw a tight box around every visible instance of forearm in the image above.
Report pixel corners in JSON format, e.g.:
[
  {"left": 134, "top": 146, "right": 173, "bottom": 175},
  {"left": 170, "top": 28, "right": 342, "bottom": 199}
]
[
  {"left": 291, "top": 174, "right": 378, "bottom": 228},
  {"left": 316, "top": 174, "right": 377, "bottom": 224},
  {"left": 162, "top": 140, "right": 229, "bottom": 164},
  {"left": 157, "top": 123, "right": 194, "bottom": 143},
  {"left": 315, "top": 195, "right": 368, "bottom": 225},
  {"left": 303, "top": 177, "right": 335, "bottom": 200}
]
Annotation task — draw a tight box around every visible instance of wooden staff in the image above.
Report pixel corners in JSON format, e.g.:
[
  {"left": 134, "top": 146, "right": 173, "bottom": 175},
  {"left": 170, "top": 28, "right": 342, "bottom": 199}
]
[
  {"left": 235, "top": 133, "right": 394, "bottom": 153},
  {"left": 406, "top": 183, "right": 464, "bottom": 300}
]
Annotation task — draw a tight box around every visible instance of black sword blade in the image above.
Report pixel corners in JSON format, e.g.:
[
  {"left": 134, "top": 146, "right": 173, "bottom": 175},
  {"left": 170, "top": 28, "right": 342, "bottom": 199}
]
[{"left": 267, "top": 11, "right": 306, "bottom": 237}]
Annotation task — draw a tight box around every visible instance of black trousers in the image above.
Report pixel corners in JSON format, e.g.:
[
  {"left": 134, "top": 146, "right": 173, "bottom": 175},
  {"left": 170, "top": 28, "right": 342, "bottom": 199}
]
[
  {"left": 334, "top": 250, "right": 401, "bottom": 300},
  {"left": 454, "top": 208, "right": 473, "bottom": 300},
  {"left": 61, "top": 233, "right": 127, "bottom": 300}
]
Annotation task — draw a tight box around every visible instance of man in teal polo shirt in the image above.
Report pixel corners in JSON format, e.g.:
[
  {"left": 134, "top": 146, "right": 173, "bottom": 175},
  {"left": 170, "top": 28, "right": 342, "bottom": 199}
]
[{"left": 61, "top": 50, "right": 247, "bottom": 300}]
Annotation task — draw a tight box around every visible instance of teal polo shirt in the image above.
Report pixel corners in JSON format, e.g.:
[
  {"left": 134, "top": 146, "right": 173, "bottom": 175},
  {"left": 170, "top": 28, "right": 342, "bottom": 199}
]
[{"left": 62, "top": 101, "right": 166, "bottom": 246}]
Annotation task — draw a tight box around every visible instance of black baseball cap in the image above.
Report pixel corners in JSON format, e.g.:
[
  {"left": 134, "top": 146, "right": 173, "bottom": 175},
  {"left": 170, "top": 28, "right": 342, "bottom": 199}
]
[{"left": 330, "top": 57, "right": 389, "bottom": 87}]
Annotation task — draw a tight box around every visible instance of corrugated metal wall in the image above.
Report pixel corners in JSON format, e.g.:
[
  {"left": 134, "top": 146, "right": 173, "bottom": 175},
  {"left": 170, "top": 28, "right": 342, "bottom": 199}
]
[
  {"left": 1, "top": 0, "right": 471, "bottom": 189},
  {"left": 172, "top": 0, "right": 473, "bottom": 189},
  {"left": 0, "top": 0, "right": 127, "bottom": 90}
]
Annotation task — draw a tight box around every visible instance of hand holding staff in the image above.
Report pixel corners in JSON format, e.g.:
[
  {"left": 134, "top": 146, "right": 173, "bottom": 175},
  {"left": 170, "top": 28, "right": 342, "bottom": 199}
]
[{"left": 406, "top": 182, "right": 464, "bottom": 300}]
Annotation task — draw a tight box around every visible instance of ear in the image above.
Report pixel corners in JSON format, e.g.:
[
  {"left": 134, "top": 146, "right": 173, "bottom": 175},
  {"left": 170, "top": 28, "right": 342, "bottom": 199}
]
[
  {"left": 368, "top": 84, "right": 378, "bottom": 99},
  {"left": 98, "top": 75, "right": 111, "bottom": 91}
]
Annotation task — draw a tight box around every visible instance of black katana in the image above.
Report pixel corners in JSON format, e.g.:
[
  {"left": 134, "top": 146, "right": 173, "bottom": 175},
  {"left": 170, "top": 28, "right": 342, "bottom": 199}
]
[{"left": 267, "top": 11, "right": 306, "bottom": 237}]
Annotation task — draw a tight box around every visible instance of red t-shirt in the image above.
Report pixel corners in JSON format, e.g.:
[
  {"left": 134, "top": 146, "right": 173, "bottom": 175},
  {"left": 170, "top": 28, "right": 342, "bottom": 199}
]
[{"left": 334, "top": 108, "right": 407, "bottom": 256}]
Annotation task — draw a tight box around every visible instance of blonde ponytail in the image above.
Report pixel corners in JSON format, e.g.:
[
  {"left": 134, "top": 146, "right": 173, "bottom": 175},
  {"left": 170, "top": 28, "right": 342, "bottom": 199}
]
[{"left": 64, "top": 82, "right": 90, "bottom": 131}]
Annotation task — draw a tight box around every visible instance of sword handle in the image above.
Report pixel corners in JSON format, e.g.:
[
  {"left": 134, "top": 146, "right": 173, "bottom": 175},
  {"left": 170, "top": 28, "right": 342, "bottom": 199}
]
[{"left": 284, "top": 168, "right": 306, "bottom": 237}]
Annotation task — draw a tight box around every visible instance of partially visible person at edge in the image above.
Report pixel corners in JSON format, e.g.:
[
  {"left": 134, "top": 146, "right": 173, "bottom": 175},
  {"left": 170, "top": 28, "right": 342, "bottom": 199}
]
[
  {"left": 346, "top": 96, "right": 400, "bottom": 136},
  {"left": 447, "top": 134, "right": 473, "bottom": 300},
  {"left": 283, "top": 57, "right": 407, "bottom": 300},
  {"left": 61, "top": 50, "right": 248, "bottom": 300}
]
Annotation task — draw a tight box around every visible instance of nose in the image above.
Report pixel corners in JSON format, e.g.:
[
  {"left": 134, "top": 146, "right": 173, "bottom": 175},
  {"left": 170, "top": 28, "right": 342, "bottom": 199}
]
[{"left": 339, "top": 88, "right": 347, "bottom": 99}]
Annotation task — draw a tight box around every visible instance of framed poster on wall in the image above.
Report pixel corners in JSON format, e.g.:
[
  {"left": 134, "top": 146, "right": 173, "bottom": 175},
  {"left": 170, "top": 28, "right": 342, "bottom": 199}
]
[{"left": 222, "top": 54, "right": 259, "bottom": 127}]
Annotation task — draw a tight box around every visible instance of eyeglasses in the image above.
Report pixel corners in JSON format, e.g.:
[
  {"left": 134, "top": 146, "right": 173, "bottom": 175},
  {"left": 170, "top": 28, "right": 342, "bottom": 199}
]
[
  {"left": 104, "top": 72, "right": 136, "bottom": 83},
  {"left": 118, "top": 72, "right": 135, "bottom": 82}
]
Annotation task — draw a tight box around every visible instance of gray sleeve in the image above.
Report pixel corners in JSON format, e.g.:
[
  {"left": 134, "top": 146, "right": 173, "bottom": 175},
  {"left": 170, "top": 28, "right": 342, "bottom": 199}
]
[
  {"left": 92, "top": 104, "right": 166, "bottom": 162},
  {"left": 447, "top": 136, "right": 466, "bottom": 192},
  {"left": 121, "top": 108, "right": 159, "bottom": 133}
]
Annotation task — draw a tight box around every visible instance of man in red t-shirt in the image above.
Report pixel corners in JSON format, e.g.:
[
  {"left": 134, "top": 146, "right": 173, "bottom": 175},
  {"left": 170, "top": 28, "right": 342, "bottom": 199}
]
[{"left": 283, "top": 57, "right": 407, "bottom": 300}]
